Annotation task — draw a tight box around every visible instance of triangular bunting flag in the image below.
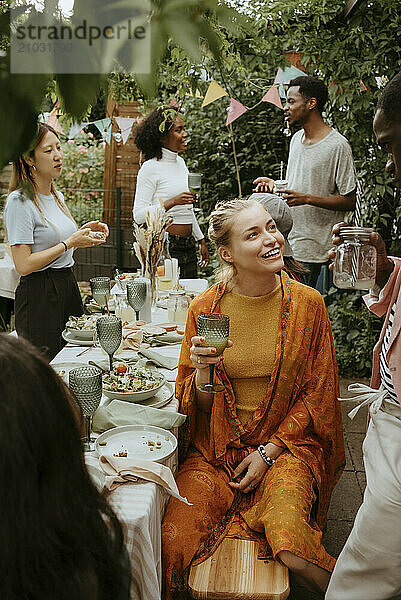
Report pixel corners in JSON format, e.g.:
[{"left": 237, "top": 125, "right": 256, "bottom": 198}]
[
  {"left": 275, "top": 65, "right": 306, "bottom": 84},
  {"left": 201, "top": 80, "right": 228, "bottom": 107},
  {"left": 46, "top": 113, "right": 64, "bottom": 134},
  {"left": 261, "top": 85, "right": 283, "bottom": 110},
  {"left": 68, "top": 121, "right": 89, "bottom": 139},
  {"left": 169, "top": 98, "right": 179, "bottom": 108},
  {"left": 93, "top": 118, "right": 112, "bottom": 144},
  {"left": 359, "top": 79, "right": 370, "bottom": 93},
  {"left": 226, "top": 98, "right": 248, "bottom": 126},
  {"left": 114, "top": 117, "right": 135, "bottom": 144}
]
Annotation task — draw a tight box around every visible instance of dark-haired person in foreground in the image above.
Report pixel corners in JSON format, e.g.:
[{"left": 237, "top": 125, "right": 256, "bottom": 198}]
[
  {"left": 0, "top": 334, "right": 131, "bottom": 600},
  {"left": 254, "top": 76, "right": 356, "bottom": 290},
  {"left": 325, "top": 72, "right": 401, "bottom": 600},
  {"left": 133, "top": 107, "right": 209, "bottom": 278}
]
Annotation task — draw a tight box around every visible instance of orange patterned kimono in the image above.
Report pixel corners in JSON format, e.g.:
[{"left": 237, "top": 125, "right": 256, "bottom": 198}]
[{"left": 162, "top": 272, "right": 345, "bottom": 598}]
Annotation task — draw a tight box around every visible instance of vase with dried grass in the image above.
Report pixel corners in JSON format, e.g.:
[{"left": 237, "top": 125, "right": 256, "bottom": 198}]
[{"left": 133, "top": 200, "right": 172, "bottom": 306}]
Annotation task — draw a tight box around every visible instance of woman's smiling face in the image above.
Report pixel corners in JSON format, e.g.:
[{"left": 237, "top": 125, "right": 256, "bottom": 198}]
[{"left": 219, "top": 202, "right": 285, "bottom": 279}]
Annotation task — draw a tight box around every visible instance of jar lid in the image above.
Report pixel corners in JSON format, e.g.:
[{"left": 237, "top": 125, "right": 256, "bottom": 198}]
[
  {"left": 339, "top": 226, "right": 374, "bottom": 241},
  {"left": 168, "top": 289, "right": 186, "bottom": 296}
]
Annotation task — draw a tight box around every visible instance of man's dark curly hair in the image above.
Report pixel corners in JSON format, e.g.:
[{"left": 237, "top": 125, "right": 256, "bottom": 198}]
[
  {"left": 288, "top": 76, "right": 328, "bottom": 115},
  {"left": 134, "top": 107, "right": 178, "bottom": 161},
  {"left": 377, "top": 72, "right": 401, "bottom": 123}
]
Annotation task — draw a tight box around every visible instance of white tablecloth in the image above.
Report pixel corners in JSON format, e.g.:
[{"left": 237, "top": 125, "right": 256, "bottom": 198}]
[
  {"left": 0, "top": 252, "right": 19, "bottom": 299},
  {"left": 52, "top": 307, "right": 182, "bottom": 600}
]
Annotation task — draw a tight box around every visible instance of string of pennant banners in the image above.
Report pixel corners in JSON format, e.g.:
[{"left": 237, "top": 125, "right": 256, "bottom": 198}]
[
  {"left": 44, "top": 62, "right": 371, "bottom": 145},
  {"left": 43, "top": 63, "right": 308, "bottom": 144}
]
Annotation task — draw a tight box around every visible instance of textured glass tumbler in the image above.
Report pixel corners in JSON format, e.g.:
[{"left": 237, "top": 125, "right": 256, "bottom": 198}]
[
  {"left": 197, "top": 313, "right": 230, "bottom": 393},
  {"left": 90, "top": 277, "right": 111, "bottom": 312},
  {"left": 96, "top": 315, "right": 122, "bottom": 371},
  {"left": 69, "top": 366, "right": 102, "bottom": 452},
  {"left": 127, "top": 278, "right": 147, "bottom": 320}
]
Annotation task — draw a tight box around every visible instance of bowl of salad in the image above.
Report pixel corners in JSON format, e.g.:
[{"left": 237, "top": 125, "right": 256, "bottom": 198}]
[
  {"left": 102, "top": 364, "right": 166, "bottom": 402},
  {"left": 65, "top": 315, "right": 99, "bottom": 340}
]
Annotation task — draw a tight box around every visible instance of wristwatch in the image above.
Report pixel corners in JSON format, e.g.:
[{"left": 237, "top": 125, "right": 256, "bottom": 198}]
[{"left": 257, "top": 445, "right": 275, "bottom": 467}]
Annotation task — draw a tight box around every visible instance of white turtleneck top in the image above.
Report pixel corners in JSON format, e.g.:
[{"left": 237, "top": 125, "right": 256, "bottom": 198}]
[{"left": 133, "top": 147, "right": 204, "bottom": 241}]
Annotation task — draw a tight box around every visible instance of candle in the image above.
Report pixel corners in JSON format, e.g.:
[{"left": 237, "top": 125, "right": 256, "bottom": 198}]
[{"left": 164, "top": 259, "right": 172, "bottom": 279}]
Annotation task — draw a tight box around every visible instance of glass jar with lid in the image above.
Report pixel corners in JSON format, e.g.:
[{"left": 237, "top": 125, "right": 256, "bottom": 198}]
[
  {"left": 333, "top": 226, "right": 377, "bottom": 290},
  {"left": 167, "top": 289, "right": 189, "bottom": 326}
]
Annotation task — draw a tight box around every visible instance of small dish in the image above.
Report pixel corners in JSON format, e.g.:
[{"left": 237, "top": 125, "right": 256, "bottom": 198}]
[{"left": 62, "top": 330, "right": 96, "bottom": 347}]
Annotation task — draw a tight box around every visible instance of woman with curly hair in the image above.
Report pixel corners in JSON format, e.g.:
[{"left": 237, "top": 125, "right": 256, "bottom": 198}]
[
  {"left": 133, "top": 107, "right": 209, "bottom": 278},
  {"left": 0, "top": 333, "right": 130, "bottom": 600}
]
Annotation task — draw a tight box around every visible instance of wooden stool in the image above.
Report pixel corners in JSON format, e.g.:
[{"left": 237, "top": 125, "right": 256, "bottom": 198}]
[{"left": 188, "top": 538, "right": 290, "bottom": 600}]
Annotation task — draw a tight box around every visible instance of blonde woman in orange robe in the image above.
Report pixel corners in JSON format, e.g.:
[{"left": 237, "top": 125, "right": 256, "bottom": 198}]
[{"left": 162, "top": 198, "right": 345, "bottom": 598}]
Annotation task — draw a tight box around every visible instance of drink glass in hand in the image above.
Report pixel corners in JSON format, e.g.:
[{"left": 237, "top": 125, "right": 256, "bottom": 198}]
[
  {"left": 69, "top": 365, "right": 102, "bottom": 452},
  {"left": 188, "top": 172, "right": 202, "bottom": 211},
  {"left": 197, "top": 313, "right": 230, "bottom": 393}
]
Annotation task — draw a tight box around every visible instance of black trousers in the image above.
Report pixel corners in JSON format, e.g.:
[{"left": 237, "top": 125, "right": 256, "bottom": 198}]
[
  {"left": 168, "top": 234, "right": 198, "bottom": 279},
  {"left": 15, "top": 267, "right": 83, "bottom": 361}
]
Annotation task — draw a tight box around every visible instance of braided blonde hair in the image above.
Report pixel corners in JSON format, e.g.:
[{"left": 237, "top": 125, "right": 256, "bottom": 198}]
[{"left": 208, "top": 197, "right": 265, "bottom": 287}]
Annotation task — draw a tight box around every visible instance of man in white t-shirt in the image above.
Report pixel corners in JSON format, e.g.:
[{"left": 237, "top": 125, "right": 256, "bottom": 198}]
[{"left": 254, "top": 76, "right": 356, "bottom": 290}]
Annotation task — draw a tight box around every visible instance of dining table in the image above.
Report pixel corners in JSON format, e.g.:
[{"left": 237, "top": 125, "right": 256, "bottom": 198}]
[
  {"left": 0, "top": 250, "right": 19, "bottom": 300},
  {"left": 51, "top": 281, "right": 208, "bottom": 600}
]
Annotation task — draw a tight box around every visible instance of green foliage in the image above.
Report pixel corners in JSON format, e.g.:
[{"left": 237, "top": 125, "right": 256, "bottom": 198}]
[
  {"left": 0, "top": 0, "right": 233, "bottom": 168},
  {"left": 57, "top": 130, "right": 105, "bottom": 226},
  {"left": 327, "top": 290, "right": 382, "bottom": 378}
]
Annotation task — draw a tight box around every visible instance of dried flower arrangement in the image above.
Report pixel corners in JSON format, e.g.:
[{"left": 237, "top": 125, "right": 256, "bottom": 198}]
[{"left": 133, "top": 200, "right": 172, "bottom": 303}]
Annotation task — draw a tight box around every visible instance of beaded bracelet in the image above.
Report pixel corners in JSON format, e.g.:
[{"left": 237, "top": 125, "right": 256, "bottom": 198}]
[{"left": 257, "top": 445, "right": 275, "bottom": 467}]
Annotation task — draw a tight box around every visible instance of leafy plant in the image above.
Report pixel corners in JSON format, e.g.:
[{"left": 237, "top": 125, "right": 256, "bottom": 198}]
[
  {"left": 327, "top": 289, "right": 382, "bottom": 378},
  {"left": 57, "top": 130, "right": 105, "bottom": 226}
]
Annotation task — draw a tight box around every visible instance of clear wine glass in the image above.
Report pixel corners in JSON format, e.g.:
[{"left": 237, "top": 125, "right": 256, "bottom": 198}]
[
  {"left": 197, "top": 313, "right": 230, "bottom": 393},
  {"left": 90, "top": 277, "right": 111, "bottom": 313},
  {"left": 96, "top": 315, "right": 122, "bottom": 371},
  {"left": 69, "top": 365, "right": 102, "bottom": 452},
  {"left": 127, "top": 278, "right": 147, "bottom": 321},
  {"left": 188, "top": 172, "right": 202, "bottom": 212}
]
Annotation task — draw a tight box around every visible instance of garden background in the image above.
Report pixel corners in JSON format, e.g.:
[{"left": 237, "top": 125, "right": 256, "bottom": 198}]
[{"left": 1, "top": 0, "right": 401, "bottom": 377}]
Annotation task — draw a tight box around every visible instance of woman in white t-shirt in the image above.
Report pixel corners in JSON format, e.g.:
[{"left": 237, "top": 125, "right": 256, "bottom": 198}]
[
  {"left": 133, "top": 107, "right": 209, "bottom": 278},
  {"left": 4, "top": 123, "right": 108, "bottom": 360}
]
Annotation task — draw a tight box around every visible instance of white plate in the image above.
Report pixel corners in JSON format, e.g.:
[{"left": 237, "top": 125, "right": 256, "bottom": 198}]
[
  {"left": 52, "top": 362, "right": 87, "bottom": 383},
  {"left": 102, "top": 373, "right": 166, "bottom": 402},
  {"left": 95, "top": 425, "right": 177, "bottom": 463},
  {"left": 136, "top": 382, "right": 174, "bottom": 408},
  {"left": 62, "top": 329, "right": 96, "bottom": 347}
]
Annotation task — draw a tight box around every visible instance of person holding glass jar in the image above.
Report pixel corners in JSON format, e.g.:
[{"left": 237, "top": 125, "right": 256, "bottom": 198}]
[
  {"left": 133, "top": 107, "right": 209, "bottom": 278},
  {"left": 162, "top": 197, "right": 345, "bottom": 599},
  {"left": 4, "top": 122, "right": 108, "bottom": 360},
  {"left": 325, "top": 72, "right": 401, "bottom": 600}
]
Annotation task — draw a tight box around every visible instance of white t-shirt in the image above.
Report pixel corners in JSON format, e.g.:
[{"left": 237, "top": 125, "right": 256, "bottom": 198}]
[
  {"left": 133, "top": 147, "right": 204, "bottom": 242},
  {"left": 286, "top": 129, "right": 356, "bottom": 263},
  {"left": 4, "top": 190, "right": 76, "bottom": 270}
]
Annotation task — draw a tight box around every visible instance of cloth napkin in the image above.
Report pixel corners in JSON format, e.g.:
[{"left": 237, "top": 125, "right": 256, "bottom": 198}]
[
  {"left": 121, "top": 327, "right": 146, "bottom": 350},
  {"left": 148, "top": 332, "right": 183, "bottom": 347},
  {"left": 99, "top": 454, "right": 192, "bottom": 505},
  {"left": 93, "top": 399, "right": 186, "bottom": 432},
  {"left": 138, "top": 348, "right": 179, "bottom": 370}
]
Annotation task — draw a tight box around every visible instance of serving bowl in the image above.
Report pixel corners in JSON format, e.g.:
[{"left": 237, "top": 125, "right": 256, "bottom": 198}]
[{"left": 102, "top": 372, "right": 166, "bottom": 403}]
